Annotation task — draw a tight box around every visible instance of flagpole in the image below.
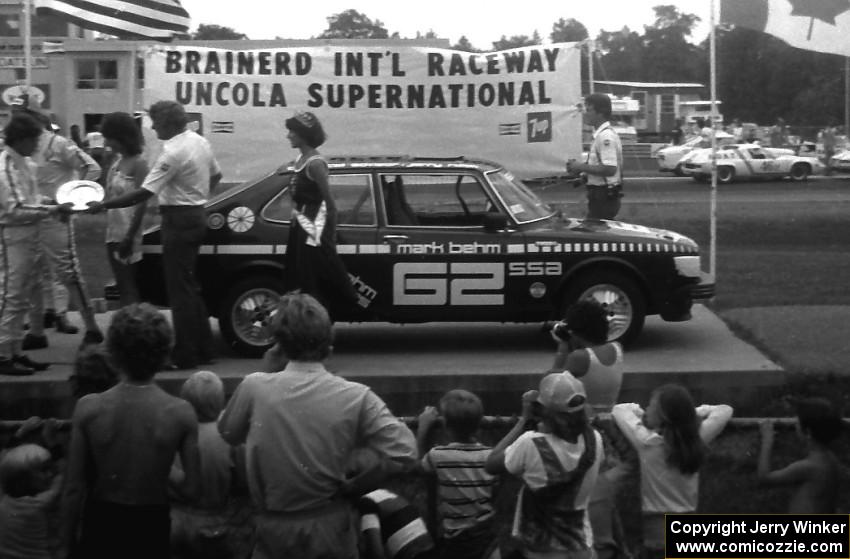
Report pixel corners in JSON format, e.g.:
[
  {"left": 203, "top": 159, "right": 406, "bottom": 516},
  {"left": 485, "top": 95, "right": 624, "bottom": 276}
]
[
  {"left": 709, "top": 0, "right": 718, "bottom": 279},
  {"left": 23, "top": 0, "right": 31, "bottom": 88},
  {"left": 845, "top": 57, "right": 849, "bottom": 137}
]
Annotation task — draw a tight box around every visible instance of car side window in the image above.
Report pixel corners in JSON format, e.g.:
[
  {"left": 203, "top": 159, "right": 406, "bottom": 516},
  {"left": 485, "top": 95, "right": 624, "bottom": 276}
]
[
  {"left": 260, "top": 173, "right": 375, "bottom": 225},
  {"left": 382, "top": 173, "right": 494, "bottom": 227}
]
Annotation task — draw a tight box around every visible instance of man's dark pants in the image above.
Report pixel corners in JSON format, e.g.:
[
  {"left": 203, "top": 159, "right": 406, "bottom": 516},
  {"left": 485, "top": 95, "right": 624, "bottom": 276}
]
[
  {"left": 586, "top": 186, "right": 622, "bottom": 220},
  {"left": 160, "top": 206, "right": 213, "bottom": 367}
]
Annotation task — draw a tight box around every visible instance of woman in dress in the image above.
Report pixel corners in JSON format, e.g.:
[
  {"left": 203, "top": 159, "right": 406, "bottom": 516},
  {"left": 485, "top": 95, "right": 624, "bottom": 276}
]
[
  {"left": 283, "top": 111, "right": 357, "bottom": 311},
  {"left": 99, "top": 112, "right": 149, "bottom": 306}
]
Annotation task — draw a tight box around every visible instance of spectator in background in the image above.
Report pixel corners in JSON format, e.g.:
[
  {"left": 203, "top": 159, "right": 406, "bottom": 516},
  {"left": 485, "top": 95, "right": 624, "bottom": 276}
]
[
  {"left": 549, "top": 299, "right": 624, "bottom": 414},
  {"left": 218, "top": 292, "right": 417, "bottom": 559},
  {"left": 671, "top": 118, "right": 684, "bottom": 146},
  {"left": 100, "top": 112, "right": 149, "bottom": 306},
  {"left": 0, "top": 112, "right": 70, "bottom": 376},
  {"left": 769, "top": 117, "right": 788, "bottom": 148},
  {"left": 730, "top": 118, "right": 743, "bottom": 142},
  {"left": 171, "top": 370, "right": 239, "bottom": 559},
  {"left": 0, "top": 443, "right": 64, "bottom": 559},
  {"left": 84, "top": 124, "right": 105, "bottom": 167},
  {"left": 612, "top": 385, "right": 733, "bottom": 559},
  {"left": 821, "top": 123, "right": 837, "bottom": 175},
  {"left": 68, "top": 344, "right": 118, "bottom": 400},
  {"left": 88, "top": 100, "right": 222, "bottom": 370},
  {"left": 23, "top": 104, "right": 103, "bottom": 349},
  {"left": 757, "top": 397, "right": 843, "bottom": 513},
  {"left": 417, "top": 389, "right": 496, "bottom": 559},
  {"left": 486, "top": 372, "right": 603, "bottom": 559},
  {"left": 69, "top": 124, "right": 84, "bottom": 149},
  {"left": 346, "top": 448, "right": 436, "bottom": 559},
  {"left": 62, "top": 303, "right": 200, "bottom": 559}
]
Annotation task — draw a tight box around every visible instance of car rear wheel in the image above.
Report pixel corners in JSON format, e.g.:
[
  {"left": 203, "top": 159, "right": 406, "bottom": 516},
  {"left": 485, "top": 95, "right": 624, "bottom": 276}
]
[
  {"left": 219, "top": 275, "right": 284, "bottom": 357},
  {"left": 674, "top": 163, "right": 685, "bottom": 177},
  {"left": 561, "top": 271, "right": 646, "bottom": 346},
  {"left": 789, "top": 163, "right": 810, "bottom": 181},
  {"left": 717, "top": 166, "right": 735, "bottom": 184}
]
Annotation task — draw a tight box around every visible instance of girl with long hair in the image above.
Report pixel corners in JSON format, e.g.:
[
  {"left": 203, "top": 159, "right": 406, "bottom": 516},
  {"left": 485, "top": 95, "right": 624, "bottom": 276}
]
[{"left": 612, "top": 385, "right": 733, "bottom": 558}]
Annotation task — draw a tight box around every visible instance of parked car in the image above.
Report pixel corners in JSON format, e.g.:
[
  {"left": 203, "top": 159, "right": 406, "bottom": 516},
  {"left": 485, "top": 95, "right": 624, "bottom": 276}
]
[
  {"left": 828, "top": 148, "right": 850, "bottom": 173},
  {"left": 656, "top": 131, "right": 735, "bottom": 175},
  {"left": 680, "top": 144, "right": 824, "bottom": 183},
  {"left": 134, "top": 156, "right": 714, "bottom": 356}
]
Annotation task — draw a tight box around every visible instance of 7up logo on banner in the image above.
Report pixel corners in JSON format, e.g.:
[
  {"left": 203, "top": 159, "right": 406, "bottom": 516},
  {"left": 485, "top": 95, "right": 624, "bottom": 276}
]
[{"left": 527, "top": 112, "right": 552, "bottom": 143}]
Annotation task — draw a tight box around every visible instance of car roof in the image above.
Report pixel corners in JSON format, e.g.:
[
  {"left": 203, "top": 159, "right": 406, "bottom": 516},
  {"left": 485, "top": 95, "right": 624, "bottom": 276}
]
[{"left": 281, "top": 155, "right": 505, "bottom": 173}]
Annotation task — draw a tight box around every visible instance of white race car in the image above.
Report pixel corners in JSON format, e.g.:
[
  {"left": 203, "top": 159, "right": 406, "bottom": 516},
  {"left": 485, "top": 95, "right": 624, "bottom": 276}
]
[
  {"left": 655, "top": 131, "right": 735, "bottom": 176},
  {"left": 679, "top": 143, "right": 824, "bottom": 183}
]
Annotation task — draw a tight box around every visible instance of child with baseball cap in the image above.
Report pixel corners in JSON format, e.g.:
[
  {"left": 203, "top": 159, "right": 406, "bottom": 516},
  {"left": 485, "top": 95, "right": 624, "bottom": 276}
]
[{"left": 485, "top": 372, "right": 603, "bottom": 559}]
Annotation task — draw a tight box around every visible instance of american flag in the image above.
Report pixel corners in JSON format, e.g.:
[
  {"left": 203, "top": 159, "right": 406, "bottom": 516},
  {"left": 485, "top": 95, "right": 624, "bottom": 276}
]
[{"left": 33, "top": 0, "right": 190, "bottom": 41}]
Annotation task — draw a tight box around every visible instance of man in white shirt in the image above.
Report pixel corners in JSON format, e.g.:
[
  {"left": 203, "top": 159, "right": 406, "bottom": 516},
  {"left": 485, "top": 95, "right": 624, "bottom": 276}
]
[
  {"left": 567, "top": 93, "right": 624, "bottom": 220},
  {"left": 89, "top": 100, "right": 222, "bottom": 369}
]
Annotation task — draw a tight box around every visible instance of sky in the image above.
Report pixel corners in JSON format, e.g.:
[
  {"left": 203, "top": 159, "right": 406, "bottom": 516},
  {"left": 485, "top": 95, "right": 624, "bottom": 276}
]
[{"left": 178, "top": 0, "right": 716, "bottom": 49}]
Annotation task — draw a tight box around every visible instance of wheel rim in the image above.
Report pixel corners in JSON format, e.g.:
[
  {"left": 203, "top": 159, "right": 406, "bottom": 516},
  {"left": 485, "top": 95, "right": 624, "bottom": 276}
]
[
  {"left": 231, "top": 287, "right": 280, "bottom": 348},
  {"left": 718, "top": 168, "right": 732, "bottom": 182},
  {"left": 578, "top": 283, "right": 633, "bottom": 340}
]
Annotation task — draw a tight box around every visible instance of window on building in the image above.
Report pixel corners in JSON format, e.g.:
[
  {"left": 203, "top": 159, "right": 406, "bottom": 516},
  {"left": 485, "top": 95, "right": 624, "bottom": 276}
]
[
  {"left": 136, "top": 55, "right": 145, "bottom": 89},
  {"left": 76, "top": 60, "right": 119, "bottom": 90},
  {"left": 660, "top": 93, "right": 676, "bottom": 115},
  {"left": 0, "top": 14, "right": 21, "bottom": 37},
  {"left": 31, "top": 13, "right": 68, "bottom": 37}
]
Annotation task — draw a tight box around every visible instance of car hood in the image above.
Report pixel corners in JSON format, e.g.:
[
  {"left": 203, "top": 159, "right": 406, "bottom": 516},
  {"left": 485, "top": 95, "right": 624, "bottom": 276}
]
[{"left": 523, "top": 216, "right": 699, "bottom": 249}]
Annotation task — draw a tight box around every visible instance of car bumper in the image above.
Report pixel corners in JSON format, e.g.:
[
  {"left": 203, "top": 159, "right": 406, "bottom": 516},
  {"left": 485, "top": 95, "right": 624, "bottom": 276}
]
[
  {"left": 830, "top": 160, "right": 850, "bottom": 171},
  {"left": 660, "top": 273, "right": 715, "bottom": 322}
]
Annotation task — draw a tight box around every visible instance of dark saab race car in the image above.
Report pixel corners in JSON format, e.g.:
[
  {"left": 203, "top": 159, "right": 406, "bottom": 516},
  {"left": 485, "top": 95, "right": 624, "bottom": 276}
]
[{"left": 136, "top": 156, "right": 714, "bottom": 356}]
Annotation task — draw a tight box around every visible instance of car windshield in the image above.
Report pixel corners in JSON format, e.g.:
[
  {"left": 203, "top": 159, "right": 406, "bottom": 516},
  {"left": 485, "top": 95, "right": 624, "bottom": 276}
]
[{"left": 486, "top": 169, "right": 555, "bottom": 223}]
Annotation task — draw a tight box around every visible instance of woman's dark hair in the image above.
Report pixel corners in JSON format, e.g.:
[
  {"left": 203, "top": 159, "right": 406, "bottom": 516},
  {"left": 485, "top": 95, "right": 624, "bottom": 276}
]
[
  {"left": 564, "top": 299, "right": 610, "bottom": 345},
  {"left": 270, "top": 291, "right": 333, "bottom": 361},
  {"left": 106, "top": 303, "right": 173, "bottom": 380},
  {"left": 101, "top": 111, "right": 144, "bottom": 156},
  {"left": 796, "top": 397, "right": 843, "bottom": 445},
  {"left": 654, "top": 384, "right": 705, "bottom": 474},
  {"left": 285, "top": 112, "right": 326, "bottom": 148},
  {"left": 70, "top": 345, "right": 118, "bottom": 398},
  {"left": 3, "top": 113, "right": 43, "bottom": 146}
]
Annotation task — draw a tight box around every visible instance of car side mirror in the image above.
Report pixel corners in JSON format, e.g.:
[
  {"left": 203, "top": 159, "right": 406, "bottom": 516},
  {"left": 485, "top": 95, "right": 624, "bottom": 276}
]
[{"left": 482, "top": 213, "right": 509, "bottom": 232}]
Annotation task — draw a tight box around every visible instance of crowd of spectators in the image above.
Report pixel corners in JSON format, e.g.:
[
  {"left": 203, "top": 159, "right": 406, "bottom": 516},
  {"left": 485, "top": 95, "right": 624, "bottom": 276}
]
[{"left": 0, "top": 294, "right": 845, "bottom": 559}]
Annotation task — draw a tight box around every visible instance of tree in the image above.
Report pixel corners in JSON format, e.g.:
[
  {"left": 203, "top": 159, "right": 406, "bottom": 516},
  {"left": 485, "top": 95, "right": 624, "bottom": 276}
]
[
  {"left": 550, "top": 18, "right": 588, "bottom": 43},
  {"left": 595, "top": 27, "right": 646, "bottom": 81},
  {"left": 492, "top": 30, "right": 541, "bottom": 50},
  {"left": 318, "top": 9, "right": 389, "bottom": 39},
  {"left": 191, "top": 24, "right": 247, "bottom": 40},
  {"left": 452, "top": 35, "right": 480, "bottom": 52},
  {"left": 641, "top": 5, "right": 705, "bottom": 82}
]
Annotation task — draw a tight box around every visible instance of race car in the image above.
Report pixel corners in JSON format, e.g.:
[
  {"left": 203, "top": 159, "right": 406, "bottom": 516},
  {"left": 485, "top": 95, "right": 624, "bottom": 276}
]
[
  {"left": 680, "top": 143, "right": 824, "bottom": 183},
  {"left": 655, "top": 131, "right": 735, "bottom": 175},
  {"left": 133, "top": 156, "right": 714, "bottom": 356}
]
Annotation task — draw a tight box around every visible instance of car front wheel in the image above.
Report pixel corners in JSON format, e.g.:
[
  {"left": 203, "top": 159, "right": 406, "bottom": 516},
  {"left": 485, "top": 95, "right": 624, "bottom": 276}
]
[
  {"left": 219, "top": 275, "right": 284, "bottom": 357},
  {"left": 789, "top": 163, "right": 810, "bottom": 181},
  {"left": 717, "top": 166, "right": 735, "bottom": 184},
  {"left": 562, "top": 271, "right": 646, "bottom": 345}
]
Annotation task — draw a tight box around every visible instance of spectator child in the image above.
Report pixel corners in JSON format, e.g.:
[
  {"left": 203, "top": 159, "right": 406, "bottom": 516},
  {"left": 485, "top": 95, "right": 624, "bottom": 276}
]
[
  {"left": 0, "top": 443, "right": 63, "bottom": 559},
  {"left": 171, "top": 370, "right": 237, "bottom": 559},
  {"left": 486, "top": 372, "right": 604, "bottom": 559},
  {"left": 757, "top": 397, "right": 843, "bottom": 513},
  {"left": 347, "top": 448, "right": 436, "bottom": 559},
  {"left": 417, "top": 389, "right": 496, "bottom": 559},
  {"left": 612, "top": 385, "right": 733, "bottom": 557},
  {"left": 550, "top": 299, "right": 623, "bottom": 413}
]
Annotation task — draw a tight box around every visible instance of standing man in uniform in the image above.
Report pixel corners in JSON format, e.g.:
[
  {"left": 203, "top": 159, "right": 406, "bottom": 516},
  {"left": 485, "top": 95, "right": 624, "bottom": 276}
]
[
  {"left": 567, "top": 93, "right": 624, "bottom": 220},
  {"left": 21, "top": 106, "right": 104, "bottom": 350},
  {"left": 0, "top": 113, "right": 71, "bottom": 375},
  {"left": 89, "top": 100, "right": 222, "bottom": 369}
]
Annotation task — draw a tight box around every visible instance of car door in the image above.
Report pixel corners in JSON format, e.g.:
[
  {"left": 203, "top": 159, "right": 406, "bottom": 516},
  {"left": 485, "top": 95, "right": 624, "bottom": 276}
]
[
  {"left": 743, "top": 147, "right": 781, "bottom": 177},
  {"left": 373, "top": 170, "right": 522, "bottom": 322}
]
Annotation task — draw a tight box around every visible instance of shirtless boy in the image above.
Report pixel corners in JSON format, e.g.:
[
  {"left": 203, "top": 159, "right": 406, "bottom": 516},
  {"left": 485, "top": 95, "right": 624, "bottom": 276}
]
[{"left": 757, "top": 397, "right": 844, "bottom": 513}]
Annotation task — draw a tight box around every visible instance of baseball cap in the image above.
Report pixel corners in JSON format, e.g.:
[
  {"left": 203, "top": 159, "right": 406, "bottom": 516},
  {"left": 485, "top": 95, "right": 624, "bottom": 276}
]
[{"left": 537, "top": 371, "right": 586, "bottom": 413}]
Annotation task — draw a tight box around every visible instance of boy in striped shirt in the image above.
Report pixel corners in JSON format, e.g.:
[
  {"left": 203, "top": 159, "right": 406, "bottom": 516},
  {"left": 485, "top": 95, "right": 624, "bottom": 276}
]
[{"left": 417, "top": 389, "right": 497, "bottom": 559}]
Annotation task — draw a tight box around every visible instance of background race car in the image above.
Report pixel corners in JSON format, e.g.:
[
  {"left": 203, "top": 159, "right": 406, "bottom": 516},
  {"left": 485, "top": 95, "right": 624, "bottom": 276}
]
[
  {"left": 680, "top": 143, "right": 824, "bottom": 184},
  {"left": 655, "top": 131, "right": 735, "bottom": 176}
]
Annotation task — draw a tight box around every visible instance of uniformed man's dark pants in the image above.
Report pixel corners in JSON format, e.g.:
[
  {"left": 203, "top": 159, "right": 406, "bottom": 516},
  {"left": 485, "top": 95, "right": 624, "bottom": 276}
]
[
  {"left": 586, "top": 186, "right": 622, "bottom": 220},
  {"left": 160, "top": 206, "right": 213, "bottom": 367}
]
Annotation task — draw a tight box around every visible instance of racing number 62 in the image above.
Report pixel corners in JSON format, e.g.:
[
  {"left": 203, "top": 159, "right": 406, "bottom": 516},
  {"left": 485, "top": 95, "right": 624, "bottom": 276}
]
[{"left": 393, "top": 262, "right": 505, "bottom": 305}]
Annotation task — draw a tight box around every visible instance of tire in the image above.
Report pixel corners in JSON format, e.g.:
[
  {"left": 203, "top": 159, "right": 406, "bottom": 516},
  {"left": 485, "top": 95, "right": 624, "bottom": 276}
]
[
  {"left": 674, "top": 164, "right": 685, "bottom": 177},
  {"left": 717, "top": 166, "right": 735, "bottom": 184},
  {"left": 789, "top": 163, "right": 810, "bottom": 181},
  {"left": 562, "top": 270, "right": 647, "bottom": 346},
  {"left": 219, "top": 275, "right": 284, "bottom": 357}
]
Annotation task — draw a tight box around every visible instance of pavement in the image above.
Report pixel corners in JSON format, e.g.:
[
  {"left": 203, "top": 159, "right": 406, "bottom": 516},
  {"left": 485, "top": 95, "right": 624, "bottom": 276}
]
[{"left": 0, "top": 304, "right": 783, "bottom": 419}]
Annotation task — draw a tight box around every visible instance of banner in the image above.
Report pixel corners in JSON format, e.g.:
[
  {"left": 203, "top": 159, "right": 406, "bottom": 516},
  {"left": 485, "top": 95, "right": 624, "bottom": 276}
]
[
  {"left": 720, "top": 0, "right": 850, "bottom": 57},
  {"left": 143, "top": 43, "right": 583, "bottom": 182}
]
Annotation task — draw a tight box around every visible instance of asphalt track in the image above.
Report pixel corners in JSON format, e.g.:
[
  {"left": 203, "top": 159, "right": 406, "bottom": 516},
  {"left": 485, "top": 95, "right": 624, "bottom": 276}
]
[{"left": 0, "top": 305, "right": 783, "bottom": 418}]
